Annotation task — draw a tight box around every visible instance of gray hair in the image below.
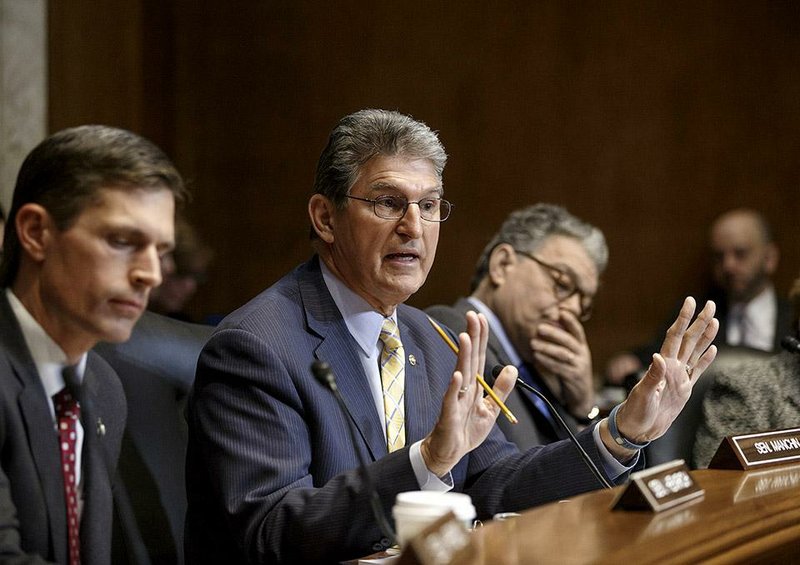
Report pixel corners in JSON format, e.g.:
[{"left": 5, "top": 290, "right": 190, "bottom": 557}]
[
  {"left": 312, "top": 109, "right": 447, "bottom": 208},
  {"left": 470, "top": 203, "right": 608, "bottom": 292}
]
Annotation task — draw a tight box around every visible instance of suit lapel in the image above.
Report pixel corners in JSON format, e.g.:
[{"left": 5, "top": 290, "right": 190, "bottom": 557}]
[
  {"left": 397, "top": 314, "right": 436, "bottom": 444},
  {"left": 79, "top": 361, "right": 115, "bottom": 565},
  {"left": 299, "top": 259, "right": 388, "bottom": 461},
  {"left": 1, "top": 295, "right": 68, "bottom": 564}
]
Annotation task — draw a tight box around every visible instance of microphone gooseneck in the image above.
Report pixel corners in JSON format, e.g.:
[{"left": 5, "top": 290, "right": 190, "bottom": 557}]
[
  {"left": 780, "top": 335, "right": 800, "bottom": 355},
  {"left": 491, "top": 365, "right": 613, "bottom": 490},
  {"left": 309, "top": 361, "right": 397, "bottom": 545}
]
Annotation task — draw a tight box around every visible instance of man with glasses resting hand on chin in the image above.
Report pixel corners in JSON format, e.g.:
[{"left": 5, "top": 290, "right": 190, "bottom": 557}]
[{"left": 428, "top": 204, "right": 607, "bottom": 449}]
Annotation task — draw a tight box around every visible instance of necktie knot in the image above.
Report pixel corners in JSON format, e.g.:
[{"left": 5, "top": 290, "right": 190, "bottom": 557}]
[
  {"left": 53, "top": 387, "right": 81, "bottom": 422},
  {"left": 61, "top": 365, "right": 82, "bottom": 401},
  {"left": 379, "top": 318, "right": 402, "bottom": 352}
]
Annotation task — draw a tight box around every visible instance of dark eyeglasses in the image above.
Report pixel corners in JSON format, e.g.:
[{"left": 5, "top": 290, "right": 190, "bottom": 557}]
[
  {"left": 345, "top": 194, "right": 453, "bottom": 222},
  {"left": 515, "top": 250, "right": 594, "bottom": 321}
]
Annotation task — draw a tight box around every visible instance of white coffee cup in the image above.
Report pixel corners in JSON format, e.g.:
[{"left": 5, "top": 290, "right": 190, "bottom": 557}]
[{"left": 392, "top": 491, "right": 476, "bottom": 547}]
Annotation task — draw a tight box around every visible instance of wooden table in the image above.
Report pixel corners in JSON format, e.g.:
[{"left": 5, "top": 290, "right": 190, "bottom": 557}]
[{"left": 466, "top": 464, "right": 800, "bottom": 564}]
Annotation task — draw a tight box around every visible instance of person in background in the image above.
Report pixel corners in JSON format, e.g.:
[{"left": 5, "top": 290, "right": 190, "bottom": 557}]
[
  {"left": 692, "top": 273, "right": 800, "bottom": 468},
  {"left": 149, "top": 214, "right": 213, "bottom": 323},
  {"left": 606, "top": 207, "right": 790, "bottom": 388},
  {"left": 185, "top": 108, "right": 718, "bottom": 564},
  {"left": 427, "top": 204, "right": 606, "bottom": 450},
  {"left": 0, "top": 125, "right": 185, "bottom": 564}
]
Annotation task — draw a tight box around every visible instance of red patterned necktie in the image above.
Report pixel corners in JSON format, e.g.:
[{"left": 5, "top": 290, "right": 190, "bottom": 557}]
[{"left": 53, "top": 382, "right": 81, "bottom": 565}]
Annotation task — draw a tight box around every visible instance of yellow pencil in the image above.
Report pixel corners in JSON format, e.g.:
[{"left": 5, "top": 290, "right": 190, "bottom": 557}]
[{"left": 427, "top": 316, "right": 518, "bottom": 424}]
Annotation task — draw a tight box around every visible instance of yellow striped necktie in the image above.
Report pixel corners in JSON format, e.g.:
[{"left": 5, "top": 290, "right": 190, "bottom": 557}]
[{"left": 379, "top": 318, "right": 406, "bottom": 452}]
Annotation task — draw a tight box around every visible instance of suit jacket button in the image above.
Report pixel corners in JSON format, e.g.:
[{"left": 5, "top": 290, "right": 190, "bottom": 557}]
[
  {"left": 372, "top": 542, "right": 383, "bottom": 552},
  {"left": 380, "top": 537, "right": 391, "bottom": 547}
]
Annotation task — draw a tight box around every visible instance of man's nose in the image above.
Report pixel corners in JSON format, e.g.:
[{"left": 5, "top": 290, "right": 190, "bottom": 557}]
[
  {"left": 132, "top": 247, "right": 163, "bottom": 288},
  {"left": 396, "top": 202, "right": 424, "bottom": 238}
]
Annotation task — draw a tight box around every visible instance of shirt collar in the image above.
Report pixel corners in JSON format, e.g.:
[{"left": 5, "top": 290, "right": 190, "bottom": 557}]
[
  {"left": 319, "top": 259, "right": 397, "bottom": 355},
  {"left": 733, "top": 285, "right": 777, "bottom": 351},
  {"left": 742, "top": 284, "right": 775, "bottom": 314},
  {"left": 6, "top": 288, "right": 87, "bottom": 398}
]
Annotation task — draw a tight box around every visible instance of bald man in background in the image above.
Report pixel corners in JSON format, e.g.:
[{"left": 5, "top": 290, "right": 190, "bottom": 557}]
[{"left": 606, "top": 208, "right": 791, "bottom": 386}]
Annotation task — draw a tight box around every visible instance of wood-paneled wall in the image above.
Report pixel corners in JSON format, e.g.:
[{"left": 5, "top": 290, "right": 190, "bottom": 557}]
[{"left": 48, "top": 1, "right": 800, "bottom": 372}]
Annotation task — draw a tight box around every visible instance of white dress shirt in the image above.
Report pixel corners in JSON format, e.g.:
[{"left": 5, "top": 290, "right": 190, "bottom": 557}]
[{"left": 726, "top": 285, "right": 777, "bottom": 352}]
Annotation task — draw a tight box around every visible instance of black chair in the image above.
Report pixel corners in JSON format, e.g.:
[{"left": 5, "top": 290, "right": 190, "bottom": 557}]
[{"left": 94, "top": 311, "right": 213, "bottom": 565}]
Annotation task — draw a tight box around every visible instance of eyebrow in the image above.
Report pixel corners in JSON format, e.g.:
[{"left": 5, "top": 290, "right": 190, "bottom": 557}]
[
  {"left": 547, "top": 261, "right": 596, "bottom": 297},
  {"left": 368, "top": 181, "right": 443, "bottom": 197},
  {"left": 546, "top": 261, "right": 577, "bottom": 279},
  {"left": 107, "top": 224, "right": 175, "bottom": 253}
]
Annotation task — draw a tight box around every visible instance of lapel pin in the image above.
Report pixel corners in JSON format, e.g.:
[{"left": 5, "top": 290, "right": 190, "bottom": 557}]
[
  {"left": 96, "top": 418, "right": 106, "bottom": 437},
  {"left": 408, "top": 354, "right": 417, "bottom": 366}
]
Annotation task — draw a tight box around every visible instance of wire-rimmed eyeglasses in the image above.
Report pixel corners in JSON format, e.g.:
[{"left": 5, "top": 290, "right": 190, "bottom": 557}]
[
  {"left": 515, "top": 250, "right": 594, "bottom": 322},
  {"left": 345, "top": 194, "right": 453, "bottom": 222}
]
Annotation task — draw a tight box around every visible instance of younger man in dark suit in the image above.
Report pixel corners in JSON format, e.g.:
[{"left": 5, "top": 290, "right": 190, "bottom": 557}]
[{"left": 0, "top": 125, "right": 185, "bottom": 564}]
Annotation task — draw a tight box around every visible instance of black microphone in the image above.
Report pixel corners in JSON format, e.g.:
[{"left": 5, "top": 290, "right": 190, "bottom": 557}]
[
  {"left": 310, "top": 361, "right": 397, "bottom": 545},
  {"left": 491, "top": 365, "right": 612, "bottom": 490},
  {"left": 781, "top": 335, "right": 800, "bottom": 354}
]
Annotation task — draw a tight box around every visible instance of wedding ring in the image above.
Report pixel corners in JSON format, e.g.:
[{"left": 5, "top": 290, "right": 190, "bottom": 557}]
[
  {"left": 459, "top": 385, "right": 471, "bottom": 394},
  {"left": 684, "top": 364, "right": 694, "bottom": 378}
]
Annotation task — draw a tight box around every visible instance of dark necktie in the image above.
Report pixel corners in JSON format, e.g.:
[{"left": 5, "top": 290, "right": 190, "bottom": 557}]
[{"left": 55, "top": 366, "right": 82, "bottom": 565}]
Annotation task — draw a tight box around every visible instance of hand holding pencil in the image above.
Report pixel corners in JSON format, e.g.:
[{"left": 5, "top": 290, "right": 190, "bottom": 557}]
[
  {"left": 420, "top": 311, "right": 519, "bottom": 477},
  {"left": 427, "top": 315, "right": 518, "bottom": 424}
]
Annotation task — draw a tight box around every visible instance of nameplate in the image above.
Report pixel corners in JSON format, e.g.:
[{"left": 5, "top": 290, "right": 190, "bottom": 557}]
[
  {"left": 397, "top": 512, "right": 475, "bottom": 565},
  {"left": 611, "top": 460, "right": 704, "bottom": 512},
  {"left": 708, "top": 427, "right": 800, "bottom": 470}
]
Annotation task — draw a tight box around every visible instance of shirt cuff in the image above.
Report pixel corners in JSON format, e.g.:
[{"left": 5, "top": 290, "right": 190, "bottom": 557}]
[
  {"left": 593, "top": 421, "right": 640, "bottom": 478},
  {"left": 409, "top": 440, "right": 453, "bottom": 491}
]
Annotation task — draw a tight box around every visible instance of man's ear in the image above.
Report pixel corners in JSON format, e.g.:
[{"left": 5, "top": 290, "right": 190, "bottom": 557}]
[
  {"left": 487, "top": 243, "right": 517, "bottom": 287},
  {"left": 764, "top": 242, "right": 780, "bottom": 275},
  {"left": 15, "top": 203, "right": 53, "bottom": 262},
  {"left": 308, "top": 194, "right": 336, "bottom": 244}
]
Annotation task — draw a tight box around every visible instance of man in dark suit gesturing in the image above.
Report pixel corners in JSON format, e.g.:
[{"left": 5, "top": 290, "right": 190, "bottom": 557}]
[
  {"left": 185, "top": 109, "right": 719, "bottom": 564},
  {"left": 0, "top": 125, "right": 185, "bottom": 564}
]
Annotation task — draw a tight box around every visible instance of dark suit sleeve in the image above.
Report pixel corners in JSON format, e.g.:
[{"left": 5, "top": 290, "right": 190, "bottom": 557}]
[
  {"left": 0, "top": 470, "right": 50, "bottom": 564},
  {"left": 186, "top": 327, "right": 418, "bottom": 564},
  {"left": 463, "top": 424, "right": 616, "bottom": 516},
  {"left": 0, "top": 423, "right": 52, "bottom": 564}
]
